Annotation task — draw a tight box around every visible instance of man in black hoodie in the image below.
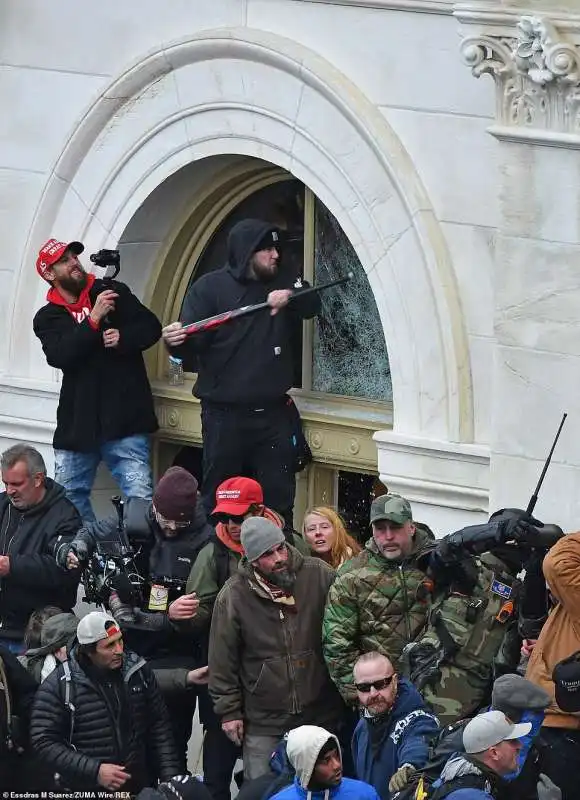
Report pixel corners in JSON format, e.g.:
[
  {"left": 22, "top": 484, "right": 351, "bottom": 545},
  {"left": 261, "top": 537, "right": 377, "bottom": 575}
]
[
  {"left": 0, "top": 444, "right": 81, "bottom": 652},
  {"left": 33, "top": 237, "right": 162, "bottom": 523},
  {"left": 59, "top": 466, "right": 213, "bottom": 768},
  {"left": 162, "top": 219, "right": 321, "bottom": 523}
]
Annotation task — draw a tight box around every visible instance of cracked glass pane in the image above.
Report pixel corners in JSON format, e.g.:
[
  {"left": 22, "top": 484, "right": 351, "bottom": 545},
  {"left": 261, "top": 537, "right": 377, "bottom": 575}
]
[{"left": 312, "top": 200, "right": 392, "bottom": 401}]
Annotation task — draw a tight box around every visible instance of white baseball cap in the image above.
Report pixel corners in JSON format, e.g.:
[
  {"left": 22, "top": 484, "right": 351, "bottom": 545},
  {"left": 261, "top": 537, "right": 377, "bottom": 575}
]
[
  {"left": 463, "top": 710, "right": 531, "bottom": 754},
  {"left": 77, "top": 611, "right": 121, "bottom": 645}
]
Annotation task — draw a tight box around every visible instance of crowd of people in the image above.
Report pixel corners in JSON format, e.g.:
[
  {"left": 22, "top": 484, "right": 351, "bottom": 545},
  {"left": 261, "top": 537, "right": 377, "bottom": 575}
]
[{"left": 0, "top": 225, "right": 577, "bottom": 800}]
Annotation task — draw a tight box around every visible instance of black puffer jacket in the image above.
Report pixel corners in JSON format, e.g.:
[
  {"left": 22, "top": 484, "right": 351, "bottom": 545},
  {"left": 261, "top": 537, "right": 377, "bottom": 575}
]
[
  {"left": 0, "top": 480, "right": 81, "bottom": 640},
  {"left": 175, "top": 219, "right": 320, "bottom": 404},
  {"left": 30, "top": 649, "right": 179, "bottom": 791}
]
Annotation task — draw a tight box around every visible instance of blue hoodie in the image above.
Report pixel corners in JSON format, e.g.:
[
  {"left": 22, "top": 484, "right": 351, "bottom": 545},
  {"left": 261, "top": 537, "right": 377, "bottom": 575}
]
[
  {"left": 273, "top": 777, "right": 380, "bottom": 800},
  {"left": 352, "top": 678, "right": 440, "bottom": 799}
]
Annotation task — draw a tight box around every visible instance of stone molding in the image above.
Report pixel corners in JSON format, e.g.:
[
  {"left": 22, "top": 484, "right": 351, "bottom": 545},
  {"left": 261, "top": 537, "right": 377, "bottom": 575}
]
[
  {"left": 374, "top": 429, "right": 490, "bottom": 514},
  {"left": 458, "top": 8, "right": 580, "bottom": 141},
  {"left": 289, "top": 0, "right": 454, "bottom": 15}
]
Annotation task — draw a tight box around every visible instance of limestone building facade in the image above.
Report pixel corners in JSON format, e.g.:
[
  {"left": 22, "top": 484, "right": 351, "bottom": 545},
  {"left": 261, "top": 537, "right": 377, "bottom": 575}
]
[{"left": 2, "top": 0, "right": 580, "bottom": 533}]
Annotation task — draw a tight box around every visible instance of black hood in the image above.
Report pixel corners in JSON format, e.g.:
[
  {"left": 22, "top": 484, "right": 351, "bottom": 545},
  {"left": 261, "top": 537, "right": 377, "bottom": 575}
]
[{"left": 227, "top": 218, "right": 280, "bottom": 280}]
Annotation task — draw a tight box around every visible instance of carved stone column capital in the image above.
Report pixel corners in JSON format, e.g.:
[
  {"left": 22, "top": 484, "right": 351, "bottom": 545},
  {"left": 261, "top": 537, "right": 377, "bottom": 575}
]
[{"left": 458, "top": 8, "right": 580, "bottom": 141}]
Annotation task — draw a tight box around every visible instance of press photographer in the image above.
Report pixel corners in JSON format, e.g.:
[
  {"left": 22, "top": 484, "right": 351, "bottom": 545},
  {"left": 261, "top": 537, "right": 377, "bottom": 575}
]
[
  {"left": 58, "top": 466, "right": 213, "bottom": 769},
  {"left": 33, "top": 238, "right": 162, "bottom": 522}
]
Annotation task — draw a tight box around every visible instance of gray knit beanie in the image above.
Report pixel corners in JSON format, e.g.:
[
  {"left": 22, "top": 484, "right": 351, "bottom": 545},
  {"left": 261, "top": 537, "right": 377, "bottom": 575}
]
[{"left": 241, "top": 516, "right": 285, "bottom": 562}]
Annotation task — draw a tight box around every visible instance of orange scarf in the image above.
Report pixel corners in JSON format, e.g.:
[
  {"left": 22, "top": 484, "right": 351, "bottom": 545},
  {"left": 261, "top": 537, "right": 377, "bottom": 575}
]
[
  {"left": 214, "top": 507, "right": 285, "bottom": 556},
  {"left": 215, "top": 523, "right": 244, "bottom": 555}
]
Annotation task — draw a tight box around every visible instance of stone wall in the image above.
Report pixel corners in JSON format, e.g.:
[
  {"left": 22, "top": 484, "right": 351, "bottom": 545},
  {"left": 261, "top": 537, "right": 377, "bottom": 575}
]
[{"left": 1, "top": 0, "right": 579, "bottom": 531}]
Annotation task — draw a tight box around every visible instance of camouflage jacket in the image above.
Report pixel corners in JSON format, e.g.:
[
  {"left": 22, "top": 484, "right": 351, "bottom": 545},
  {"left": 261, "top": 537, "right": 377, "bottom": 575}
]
[{"left": 322, "top": 529, "right": 433, "bottom": 703}]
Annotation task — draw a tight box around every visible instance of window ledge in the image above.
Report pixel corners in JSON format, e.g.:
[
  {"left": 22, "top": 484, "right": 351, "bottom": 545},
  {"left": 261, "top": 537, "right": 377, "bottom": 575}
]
[{"left": 151, "top": 381, "right": 390, "bottom": 472}]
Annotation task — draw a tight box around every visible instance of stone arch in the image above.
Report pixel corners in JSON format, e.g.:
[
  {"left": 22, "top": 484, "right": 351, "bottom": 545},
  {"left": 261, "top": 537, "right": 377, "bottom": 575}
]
[{"left": 13, "top": 26, "right": 472, "bottom": 443}]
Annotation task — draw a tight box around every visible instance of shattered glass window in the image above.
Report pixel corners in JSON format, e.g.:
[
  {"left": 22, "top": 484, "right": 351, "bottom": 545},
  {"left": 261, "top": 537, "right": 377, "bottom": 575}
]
[{"left": 312, "top": 201, "right": 392, "bottom": 401}]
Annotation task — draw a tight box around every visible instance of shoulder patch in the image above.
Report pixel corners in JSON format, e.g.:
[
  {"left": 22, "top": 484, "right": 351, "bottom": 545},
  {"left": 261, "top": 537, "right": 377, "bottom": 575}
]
[{"left": 490, "top": 576, "right": 512, "bottom": 600}]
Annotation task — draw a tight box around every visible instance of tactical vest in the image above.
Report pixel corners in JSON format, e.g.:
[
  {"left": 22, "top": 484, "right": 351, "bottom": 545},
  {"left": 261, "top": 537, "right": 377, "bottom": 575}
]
[{"left": 407, "top": 556, "right": 516, "bottom": 725}]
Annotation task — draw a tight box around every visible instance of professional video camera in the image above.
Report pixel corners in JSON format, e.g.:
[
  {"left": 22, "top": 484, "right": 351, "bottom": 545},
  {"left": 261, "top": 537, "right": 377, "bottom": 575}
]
[{"left": 81, "top": 496, "right": 146, "bottom": 608}]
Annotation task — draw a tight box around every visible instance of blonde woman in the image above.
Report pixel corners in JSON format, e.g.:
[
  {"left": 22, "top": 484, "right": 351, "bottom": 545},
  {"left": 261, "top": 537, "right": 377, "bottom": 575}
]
[{"left": 303, "top": 506, "right": 361, "bottom": 569}]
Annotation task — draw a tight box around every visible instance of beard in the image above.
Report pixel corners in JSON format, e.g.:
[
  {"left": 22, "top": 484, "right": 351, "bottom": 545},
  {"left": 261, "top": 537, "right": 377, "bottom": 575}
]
[
  {"left": 250, "top": 258, "right": 278, "bottom": 283},
  {"left": 58, "top": 270, "right": 88, "bottom": 295},
  {"left": 257, "top": 565, "right": 297, "bottom": 592}
]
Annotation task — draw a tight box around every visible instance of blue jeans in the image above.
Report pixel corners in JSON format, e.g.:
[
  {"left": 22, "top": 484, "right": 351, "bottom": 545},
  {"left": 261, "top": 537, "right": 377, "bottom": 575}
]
[{"left": 55, "top": 434, "right": 153, "bottom": 522}]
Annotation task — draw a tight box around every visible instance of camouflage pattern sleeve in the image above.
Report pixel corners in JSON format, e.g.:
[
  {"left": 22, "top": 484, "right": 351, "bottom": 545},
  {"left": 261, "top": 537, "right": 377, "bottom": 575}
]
[{"left": 322, "top": 569, "right": 361, "bottom": 704}]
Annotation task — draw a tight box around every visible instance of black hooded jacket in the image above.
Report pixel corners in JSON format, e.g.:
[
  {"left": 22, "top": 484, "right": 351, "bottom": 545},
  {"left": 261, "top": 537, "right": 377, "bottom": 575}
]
[
  {"left": 0, "top": 480, "right": 81, "bottom": 640},
  {"left": 33, "top": 278, "right": 161, "bottom": 452},
  {"left": 176, "top": 219, "right": 321, "bottom": 404}
]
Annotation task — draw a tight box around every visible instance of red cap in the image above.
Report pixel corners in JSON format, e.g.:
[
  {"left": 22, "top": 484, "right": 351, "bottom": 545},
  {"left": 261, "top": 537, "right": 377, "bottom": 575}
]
[
  {"left": 36, "top": 238, "right": 84, "bottom": 280},
  {"left": 212, "top": 477, "right": 264, "bottom": 516}
]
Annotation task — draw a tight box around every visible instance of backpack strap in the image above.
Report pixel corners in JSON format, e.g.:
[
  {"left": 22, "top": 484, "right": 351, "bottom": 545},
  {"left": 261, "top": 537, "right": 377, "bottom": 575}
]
[
  {"left": 0, "top": 656, "right": 13, "bottom": 750},
  {"left": 430, "top": 773, "right": 490, "bottom": 800},
  {"left": 60, "top": 660, "right": 76, "bottom": 746}
]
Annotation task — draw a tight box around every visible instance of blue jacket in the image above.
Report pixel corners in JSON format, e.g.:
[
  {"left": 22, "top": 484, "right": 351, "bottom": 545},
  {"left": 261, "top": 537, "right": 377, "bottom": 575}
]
[
  {"left": 443, "top": 790, "right": 492, "bottom": 800},
  {"left": 352, "top": 678, "right": 440, "bottom": 799},
  {"left": 272, "top": 776, "right": 380, "bottom": 800}
]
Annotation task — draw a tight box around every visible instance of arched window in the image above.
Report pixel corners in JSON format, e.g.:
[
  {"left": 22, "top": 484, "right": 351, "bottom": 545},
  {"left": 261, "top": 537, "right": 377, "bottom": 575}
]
[{"left": 180, "top": 177, "right": 391, "bottom": 402}]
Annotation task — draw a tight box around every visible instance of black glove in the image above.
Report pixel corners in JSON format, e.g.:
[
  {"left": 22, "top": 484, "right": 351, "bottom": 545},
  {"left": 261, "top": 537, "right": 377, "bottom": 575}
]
[
  {"left": 497, "top": 512, "right": 543, "bottom": 544},
  {"left": 55, "top": 537, "right": 89, "bottom": 569}
]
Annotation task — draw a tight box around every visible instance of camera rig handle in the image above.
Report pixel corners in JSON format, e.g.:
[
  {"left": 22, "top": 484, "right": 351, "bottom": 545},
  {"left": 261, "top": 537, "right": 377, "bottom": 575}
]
[{"left": 111, "top": 495, "right": 132, "bottom": 553}]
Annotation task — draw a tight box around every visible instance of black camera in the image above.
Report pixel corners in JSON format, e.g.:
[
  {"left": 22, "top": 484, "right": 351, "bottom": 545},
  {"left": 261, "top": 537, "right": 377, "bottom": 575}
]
[
  {"left": 90, "top": 249, "right": 120, "bottom": 269},
  {"left": 90, "top": 248, "right": 121, "bottom": 279},
  {"left": 82, "top": 538, "right": 145, "bottom": 608}
]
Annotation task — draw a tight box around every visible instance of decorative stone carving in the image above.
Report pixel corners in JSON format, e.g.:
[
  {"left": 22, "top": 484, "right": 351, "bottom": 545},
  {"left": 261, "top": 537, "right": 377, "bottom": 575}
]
[
  {"left": 348, "top": 438, "right": 360, "bottom": 455},
  {"left": 460, "top": 15, "right": 580, "bottom": 134},
  {"left": 310, "top": 432, "right": 324, "bottom": 450},
  {"left": 167, "top": 409, "right": 180, "bottom": 428}
]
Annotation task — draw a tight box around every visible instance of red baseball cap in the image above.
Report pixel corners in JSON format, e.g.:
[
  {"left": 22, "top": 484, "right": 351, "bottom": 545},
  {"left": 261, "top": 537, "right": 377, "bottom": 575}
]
[
  {"left": 36, "top": 238, "right": 84, "bottom": 280},
  {"left": 212, "top": 477, "right": 264, "bottom": 516}
]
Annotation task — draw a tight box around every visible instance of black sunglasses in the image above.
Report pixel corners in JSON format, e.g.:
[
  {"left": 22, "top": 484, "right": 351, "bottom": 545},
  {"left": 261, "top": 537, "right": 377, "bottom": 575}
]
[
  {"left": 215, "top": 512, "right": 246, "bottom": 525},
  {"left": 355, "top": 675, "right": 396, "bottom": 693}
]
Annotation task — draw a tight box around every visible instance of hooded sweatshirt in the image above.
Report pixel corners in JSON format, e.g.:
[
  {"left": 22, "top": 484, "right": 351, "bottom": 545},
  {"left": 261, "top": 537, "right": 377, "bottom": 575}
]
[
  {"left": 33, "top": 277, "right": 161, "bottom": 452},
  {"left": 177, "top": 219, "right": 320, "bottom": 404},
  {"left": 0, "top": 480, "right": 81, "bottom": 639},
  {"left": 19, "top": 612, "right": 78, "bottom": 683},
  {"left": 272, "top": 726, "right": 380, "bottom": 800}
]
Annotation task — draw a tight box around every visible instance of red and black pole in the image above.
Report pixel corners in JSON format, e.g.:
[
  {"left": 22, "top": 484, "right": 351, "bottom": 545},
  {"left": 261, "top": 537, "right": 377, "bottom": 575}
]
[{"left": 182, "top": 272, "right": 353, "bottom": 337}]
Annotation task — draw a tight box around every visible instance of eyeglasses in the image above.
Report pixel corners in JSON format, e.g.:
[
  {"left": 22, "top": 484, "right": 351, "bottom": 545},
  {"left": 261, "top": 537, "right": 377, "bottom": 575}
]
[
  {"left": 215, "top": 512, "right": 247, "bottom": 525},
  {"left": 154, "top": 510, "right": 190, "bottom": 530},
  {"left": 355, "top": 675, "right": 396, "bottom": 693}
]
